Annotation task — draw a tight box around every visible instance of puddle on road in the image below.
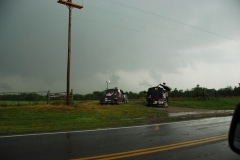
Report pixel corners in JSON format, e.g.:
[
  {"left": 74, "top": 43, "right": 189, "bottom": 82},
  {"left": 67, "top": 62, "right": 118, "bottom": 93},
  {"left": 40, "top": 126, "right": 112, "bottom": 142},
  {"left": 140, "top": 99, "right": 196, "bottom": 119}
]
[{"left": 168, "top": 110, "right": 233, "bottom": 117}]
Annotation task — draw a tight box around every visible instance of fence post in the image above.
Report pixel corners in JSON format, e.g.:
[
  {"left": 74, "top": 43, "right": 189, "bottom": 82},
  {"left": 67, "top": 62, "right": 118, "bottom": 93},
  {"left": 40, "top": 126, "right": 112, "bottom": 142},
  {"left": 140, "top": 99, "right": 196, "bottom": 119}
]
[
  {"left": 47, "top": 90, "right": 50, "bottom": 104},
  {"left": 17, "top": 92, "right": 20, "bottom": 106},
  {"left": 70, "top": 89, "right": 73, "bottom": 103}
]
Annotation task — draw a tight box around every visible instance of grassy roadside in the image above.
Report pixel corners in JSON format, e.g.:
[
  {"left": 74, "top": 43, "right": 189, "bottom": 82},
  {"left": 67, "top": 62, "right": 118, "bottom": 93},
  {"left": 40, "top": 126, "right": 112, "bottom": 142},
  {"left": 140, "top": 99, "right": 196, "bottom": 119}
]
[
  {"left": 0, "top": 97, "right": 239, "bottom": 135},
  {"left": 0, "top": 100, "right": 167, "bottom": 135}
]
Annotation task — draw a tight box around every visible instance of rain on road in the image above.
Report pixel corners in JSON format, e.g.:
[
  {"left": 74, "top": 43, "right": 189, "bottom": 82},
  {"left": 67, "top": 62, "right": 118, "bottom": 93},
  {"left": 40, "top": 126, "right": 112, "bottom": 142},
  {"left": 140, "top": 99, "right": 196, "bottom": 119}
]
[{"left": 0, "top": 117, "right": 239, "bottom": 160}]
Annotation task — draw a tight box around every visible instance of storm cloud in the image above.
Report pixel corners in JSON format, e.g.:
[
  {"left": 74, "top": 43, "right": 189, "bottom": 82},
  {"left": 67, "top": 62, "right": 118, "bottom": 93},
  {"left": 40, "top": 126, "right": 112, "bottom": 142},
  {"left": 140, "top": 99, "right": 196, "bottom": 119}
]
[{"left": 1, "top": 0, "right": 240, "bottom": 94}]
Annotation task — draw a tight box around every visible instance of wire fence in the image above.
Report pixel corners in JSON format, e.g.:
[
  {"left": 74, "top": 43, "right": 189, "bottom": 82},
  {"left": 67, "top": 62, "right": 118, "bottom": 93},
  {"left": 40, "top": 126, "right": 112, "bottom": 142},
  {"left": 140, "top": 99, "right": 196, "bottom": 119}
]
[{"left": 0, "top": 90, "right": 73, "bottom": 106}]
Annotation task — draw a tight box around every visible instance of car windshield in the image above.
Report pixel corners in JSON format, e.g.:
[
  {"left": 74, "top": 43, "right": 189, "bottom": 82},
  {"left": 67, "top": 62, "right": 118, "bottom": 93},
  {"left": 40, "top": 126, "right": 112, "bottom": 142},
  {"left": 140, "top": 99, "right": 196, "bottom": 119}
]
[
  {"left": 1, "top": 0, "right": 239, "bottom": 159},
  {"left": 148, "top": 87, "right": 164, "bottom": 98},
  {"left": 105, "top": 89, "right": 117, "bottom": 95}
]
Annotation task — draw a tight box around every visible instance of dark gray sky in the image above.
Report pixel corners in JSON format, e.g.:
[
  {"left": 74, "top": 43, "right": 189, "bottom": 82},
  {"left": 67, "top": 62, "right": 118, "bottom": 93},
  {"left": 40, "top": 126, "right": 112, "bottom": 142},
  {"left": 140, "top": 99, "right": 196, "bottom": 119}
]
[{"left": 1, "top": 0, "right": 240, "bottom": 94}]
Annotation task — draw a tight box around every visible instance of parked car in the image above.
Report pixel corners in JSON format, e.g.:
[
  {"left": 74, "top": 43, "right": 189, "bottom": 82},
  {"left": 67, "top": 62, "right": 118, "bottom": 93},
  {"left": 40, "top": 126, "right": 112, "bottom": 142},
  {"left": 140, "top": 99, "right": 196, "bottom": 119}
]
[
  {"left": 100, "top": 87, "right": 128, "bottom": 105},
  {"left": 144, "top": 86, "right": 168, "bottom": 107}
]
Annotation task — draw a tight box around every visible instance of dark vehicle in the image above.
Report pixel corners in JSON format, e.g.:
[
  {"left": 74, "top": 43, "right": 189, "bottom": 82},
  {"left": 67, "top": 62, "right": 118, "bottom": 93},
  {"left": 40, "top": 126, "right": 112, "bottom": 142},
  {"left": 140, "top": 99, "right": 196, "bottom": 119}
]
[
  {"left": 145, "top": 86, "right": 168, "bottom": 107},
  {"left": 100, "top": 87, "right": 128, "bottom": 105}
]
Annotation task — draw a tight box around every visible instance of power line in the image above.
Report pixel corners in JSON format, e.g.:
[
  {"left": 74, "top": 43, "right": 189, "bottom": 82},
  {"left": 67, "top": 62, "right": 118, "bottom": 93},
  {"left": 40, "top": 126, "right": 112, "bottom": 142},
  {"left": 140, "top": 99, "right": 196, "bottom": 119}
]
[
  {"left": 103, "top": 0, "right": 240, "bottom": 44},
  {"left": 81, "top": 3, "right": 240, "bottom": 50}
]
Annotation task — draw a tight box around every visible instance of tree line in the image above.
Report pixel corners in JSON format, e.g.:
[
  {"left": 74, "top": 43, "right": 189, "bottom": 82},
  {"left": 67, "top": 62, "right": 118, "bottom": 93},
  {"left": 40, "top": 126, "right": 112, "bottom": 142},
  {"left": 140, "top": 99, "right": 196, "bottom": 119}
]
[
  {"left": 74, "top": 85, "right": 240, "bottom": 100},
  {"left": 0, "top": 92, "right": 47, "bottom": 101},
  {"left": 1, "top": 85, "right": 240, "bottom": 102},
  {"left": 170, "top": 85, "right": 240, "bottom": 98}
]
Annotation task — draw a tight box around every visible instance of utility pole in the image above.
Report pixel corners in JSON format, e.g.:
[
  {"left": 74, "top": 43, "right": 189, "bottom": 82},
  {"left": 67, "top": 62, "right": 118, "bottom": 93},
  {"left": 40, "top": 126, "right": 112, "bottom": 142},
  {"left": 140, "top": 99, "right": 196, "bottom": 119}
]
[{"left": 57, "top": 0, "right": 83, "bottom": 105}]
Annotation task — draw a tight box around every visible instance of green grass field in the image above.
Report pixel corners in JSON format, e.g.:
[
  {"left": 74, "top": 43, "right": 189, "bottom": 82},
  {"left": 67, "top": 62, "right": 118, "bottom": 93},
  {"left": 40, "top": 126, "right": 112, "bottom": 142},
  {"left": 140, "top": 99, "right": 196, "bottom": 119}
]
[
  {"left": 169, "top": 97, "right": 240, "bottom": 110},
  {"left": 0, "top": 101, "right": 48, "bottom": 106},
  {"left": 0, "top": 97, "right": 239, "bottom": 135}
]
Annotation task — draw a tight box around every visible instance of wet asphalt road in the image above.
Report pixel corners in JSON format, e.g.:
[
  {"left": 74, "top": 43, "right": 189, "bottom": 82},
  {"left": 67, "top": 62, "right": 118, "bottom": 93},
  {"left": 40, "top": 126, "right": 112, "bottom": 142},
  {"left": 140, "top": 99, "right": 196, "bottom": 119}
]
[{"left": 0, "top": 116, "right": 239, "bottom": 160}]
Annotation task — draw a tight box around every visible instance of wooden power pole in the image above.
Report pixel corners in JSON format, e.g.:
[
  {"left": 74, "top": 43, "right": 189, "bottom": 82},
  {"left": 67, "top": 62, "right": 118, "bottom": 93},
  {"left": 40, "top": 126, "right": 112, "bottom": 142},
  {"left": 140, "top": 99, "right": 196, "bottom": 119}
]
[{"left": 57, "top": 0, "right": 83, "bottom": 105}]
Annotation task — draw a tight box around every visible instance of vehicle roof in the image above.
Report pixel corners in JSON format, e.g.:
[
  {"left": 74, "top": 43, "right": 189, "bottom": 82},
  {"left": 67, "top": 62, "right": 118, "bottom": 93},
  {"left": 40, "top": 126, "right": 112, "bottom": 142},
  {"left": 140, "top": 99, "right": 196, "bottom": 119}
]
[
  {"left": 105, "top": 88, "right": 124, "bottom": 92},
  {"left": 147, "top": 86, "right": 164, "bottom": 91}
]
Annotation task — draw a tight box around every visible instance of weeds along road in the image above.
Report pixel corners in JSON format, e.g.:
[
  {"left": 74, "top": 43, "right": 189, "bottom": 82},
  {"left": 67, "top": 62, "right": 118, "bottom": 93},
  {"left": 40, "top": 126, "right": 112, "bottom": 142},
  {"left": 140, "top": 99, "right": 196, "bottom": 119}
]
[{"left": 0, "top": 116, "right": 239, "bottom": 160}]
